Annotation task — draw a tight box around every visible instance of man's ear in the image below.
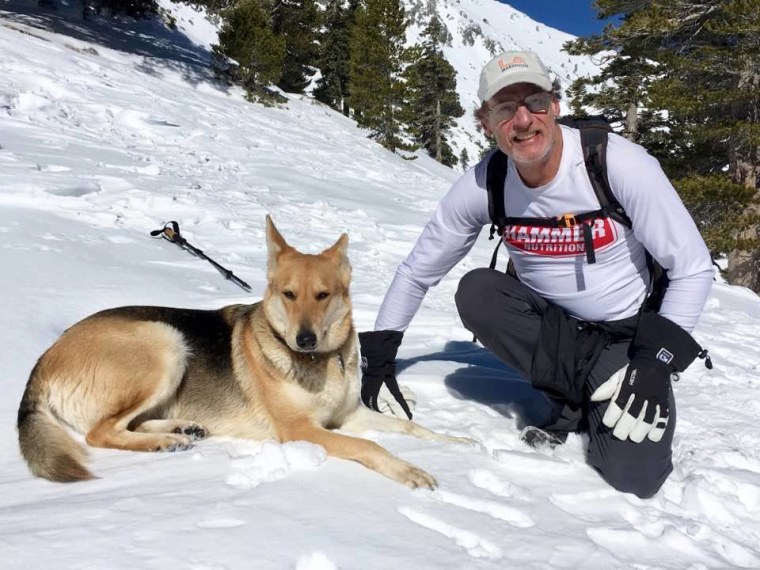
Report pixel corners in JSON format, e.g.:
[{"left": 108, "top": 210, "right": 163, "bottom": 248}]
[{"left": 480, "top": 117, "right": 493, "bottom": 138}]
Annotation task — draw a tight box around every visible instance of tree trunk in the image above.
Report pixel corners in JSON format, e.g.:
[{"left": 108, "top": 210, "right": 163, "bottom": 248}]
[
  {"left": 727, "top": 203, "right": 760, "bottom": 293},
  {"left": 624, "top": 101, "right": 637, "bottom": 141},
  {"left": 435, "top": 100, "right": 442, "bottom": 162},
  {"left": 726, "top": 63, "right": 760, "bottom": 293}
]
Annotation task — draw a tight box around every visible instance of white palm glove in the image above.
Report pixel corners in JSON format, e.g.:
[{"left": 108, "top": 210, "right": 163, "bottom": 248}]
[
  {"left": 377, "top": 384, "right": 417, "bottom": 417},
  {"left": 590, "top": 312, "right": 709, "bottom": 444},
  {"left": 591, "top": 365, "right": 670, "bottom": 443}
]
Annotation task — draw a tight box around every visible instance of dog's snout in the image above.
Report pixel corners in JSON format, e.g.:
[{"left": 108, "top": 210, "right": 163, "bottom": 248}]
[{"left": 296, "top": 330, "right": 317, "bottom": 351}]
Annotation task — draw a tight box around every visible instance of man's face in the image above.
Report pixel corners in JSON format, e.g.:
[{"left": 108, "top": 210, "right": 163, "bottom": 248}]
[{"left": 484, "top": 83, "right": 561, "bottom": 167}]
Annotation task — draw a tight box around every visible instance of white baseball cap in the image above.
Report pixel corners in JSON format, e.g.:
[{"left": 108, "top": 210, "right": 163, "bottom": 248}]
[{"left": 477, "top": 51, "right": 553, "bottom": 103}]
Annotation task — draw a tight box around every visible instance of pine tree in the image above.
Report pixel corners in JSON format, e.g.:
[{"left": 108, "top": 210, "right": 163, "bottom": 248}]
[
  {"left": 403, "top": 15, "right": 464, "bottom": 166},
  {"left": 212, "top": 0, "right": 285, "bottom": 103},
  {"left": 347, "top": 0, "right": 410, "bottom": 152},
  {"left": 565, "top": 0, "right": 760, "bottom": 291},
  {"left": 82, "top": 0, "right": 159, "bottom": 19},
  {"left": 314, "top": 0, "right": 359, "bottom": 115},
  {"left": 459, "top": 147, "right": 470, "bottom": 171},
  {"left": 268, "top": 0, "right": 320, "bottom": 94},
  {"left": 178, "top": 0, "right": 236, "bottom": 16}
]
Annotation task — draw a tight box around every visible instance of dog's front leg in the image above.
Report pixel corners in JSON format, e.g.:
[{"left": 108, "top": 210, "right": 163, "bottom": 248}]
[
  {"left": 339, "top": 405, "right": 474, "bottom": 445},
  {"left": 277, "top": 417, "right": 437, "bottom": 489}
]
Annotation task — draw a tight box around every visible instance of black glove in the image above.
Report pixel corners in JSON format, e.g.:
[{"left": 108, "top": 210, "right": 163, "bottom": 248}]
[
  {"left": 358, "top": 330, "right": 413, "bottom": 420},
  {"left": 591, "top": 312, "right": 709, "bottom": 443}
]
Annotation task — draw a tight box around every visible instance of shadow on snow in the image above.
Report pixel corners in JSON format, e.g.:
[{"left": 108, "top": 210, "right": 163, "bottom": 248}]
[
  {"left": 398, "top": 340, "right": 554, "bottom": 428},
  {"left": 0, "top": 0, "right": 227, "bottom": 91}
]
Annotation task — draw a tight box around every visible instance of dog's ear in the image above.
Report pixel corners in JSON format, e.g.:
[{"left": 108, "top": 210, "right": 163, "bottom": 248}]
[
  {"left": 322, "top": 233, "right": 351, "bottom": 286},
  {"left": 266, "top": 215, "right": 291, "bottom": 269},
  {"left": 322, "top": 232, "right": 349, "bottom": 259}
]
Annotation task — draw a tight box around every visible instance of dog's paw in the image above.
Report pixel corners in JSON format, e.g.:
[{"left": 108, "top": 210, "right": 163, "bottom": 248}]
[
  {"left": 173, "top": 423, "right": 208, "bottom": 440},
  {"left": 396, "top": 464, "right": 437, "bottom": 490},
  {"left": 165, "top": 441, "right": 194, "bottom": 453},
  {"left": 155, "top": 434, "right": 194, "bottom": 453}
]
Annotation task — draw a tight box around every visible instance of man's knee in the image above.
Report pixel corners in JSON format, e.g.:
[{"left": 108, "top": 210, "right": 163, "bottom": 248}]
[
  {"left": 594, "top": 456, "right": 672, "bottom": 499},
  {"left": 455, "top": 268, "right": 498, "bottom": 328}
]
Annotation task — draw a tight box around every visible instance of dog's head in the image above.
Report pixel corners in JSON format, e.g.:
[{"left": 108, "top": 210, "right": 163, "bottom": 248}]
[{"left": 263, "top": 215, "right": 353, "bottom": 354}]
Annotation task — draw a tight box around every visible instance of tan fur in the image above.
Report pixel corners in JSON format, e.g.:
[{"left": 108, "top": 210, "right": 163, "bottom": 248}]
[{"left": 17, "top": 216, "right": 469, "bottom": 487}]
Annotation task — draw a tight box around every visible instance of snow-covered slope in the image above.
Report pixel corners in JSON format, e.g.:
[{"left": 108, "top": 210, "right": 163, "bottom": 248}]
[{"left": 2, "top": 2, "right": 759, "bottom": 569}]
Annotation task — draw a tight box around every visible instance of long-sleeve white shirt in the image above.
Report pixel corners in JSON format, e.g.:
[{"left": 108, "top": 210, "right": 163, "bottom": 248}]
[{"left": 375, "top": 125, "right": 713, "bottom": 333}]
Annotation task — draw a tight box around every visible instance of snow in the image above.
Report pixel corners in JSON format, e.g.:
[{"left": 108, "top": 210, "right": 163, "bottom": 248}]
[{"left": 1, "top": 2, "right": 760, "bottom": 569}]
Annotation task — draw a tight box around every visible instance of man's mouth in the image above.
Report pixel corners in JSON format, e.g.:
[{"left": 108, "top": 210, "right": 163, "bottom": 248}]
[{"left": 513, "top": 131, "right": 539, "bottom": 142}]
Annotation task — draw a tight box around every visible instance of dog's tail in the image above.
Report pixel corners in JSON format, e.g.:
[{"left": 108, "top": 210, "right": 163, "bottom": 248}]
[{"left": 17, "top": 362, "right": 93, "bottom": 482}]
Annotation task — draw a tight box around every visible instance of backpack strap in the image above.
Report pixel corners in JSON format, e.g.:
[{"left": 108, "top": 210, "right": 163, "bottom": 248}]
[
  {"left": 574, "top": 118, "right": 632, "bottom": 229},
  {"left": 486, "top": 150, "right": 509, "bottom": 241},
  {"left": 485, "top": 150, "right": 510, "bottom": 273},
  {"left": 572, "top": 119, "right": 669, "bottom": 306}
]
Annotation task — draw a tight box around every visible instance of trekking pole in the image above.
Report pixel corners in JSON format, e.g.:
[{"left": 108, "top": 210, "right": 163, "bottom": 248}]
[{"left": 150, "top": 221, "right": 252, "bottom": 292}]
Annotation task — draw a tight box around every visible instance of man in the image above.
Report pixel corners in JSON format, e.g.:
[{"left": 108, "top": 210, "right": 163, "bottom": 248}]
[{"left": 359, "top": 51, "right": 714, "bottom": 498}]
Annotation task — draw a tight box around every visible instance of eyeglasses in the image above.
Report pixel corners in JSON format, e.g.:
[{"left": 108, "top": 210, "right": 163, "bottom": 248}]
[{"left": 488, "top": 92, "right": 554, "bottom": 125}]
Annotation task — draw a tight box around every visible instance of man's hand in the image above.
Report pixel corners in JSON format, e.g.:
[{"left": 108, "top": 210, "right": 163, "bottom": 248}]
[
  {"left": 591, "top": 312, "right": 705, "bottom": 443},
  {"left": 591, "top": 363, "right": 671, "bottom": 442},
  {"left": 359, "top": 330, "right": 414, "bottom": 420}
]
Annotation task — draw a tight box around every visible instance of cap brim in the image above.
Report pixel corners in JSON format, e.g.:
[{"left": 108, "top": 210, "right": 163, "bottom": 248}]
[{"left": 481, "top": 71, "right": 553, "bottom": 102}]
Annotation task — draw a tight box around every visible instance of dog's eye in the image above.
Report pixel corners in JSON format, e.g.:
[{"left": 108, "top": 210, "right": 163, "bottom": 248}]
[
  {"left": 283, "top": 291, "right": 296, "bottom": 300},
  {"left": 316, "top": 291, "right": 330, "bottom": 301}
]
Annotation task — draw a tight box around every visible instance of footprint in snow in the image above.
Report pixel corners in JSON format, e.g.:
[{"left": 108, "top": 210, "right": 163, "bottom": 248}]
[
  {"left": 586, "top": 525, "right": 734, "bottom": 569},
  {"left": 44, "top": 182, "right": 100, "bottom": 196},
  {"left": 224, "top": 440, "right": 326, "bottom": 490},
  {"left": 194, "top": 518, "right": 247, "bottom": 529},
  {"left": 36, "top": 163, "right": 71, "bottom": 172},
  {"left": 468, "top": 468, "right": 520, "bottom": 498},
  {"left": 549, "top": 488, "right": 633, "bottom": 523},
  {"left": 295, "top": 552, "right": 338, "bottom": 570},
  {"left": 398, "top": 507, "right": 503, "bottom": 560},
  {"left": 432, "top": 489, "right": 534, "bottom": 528}
]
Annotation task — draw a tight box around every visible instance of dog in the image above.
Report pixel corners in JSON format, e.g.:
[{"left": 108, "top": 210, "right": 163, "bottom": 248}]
[{"left": 17, "top": 215, "right": 468, "bottom": 488}]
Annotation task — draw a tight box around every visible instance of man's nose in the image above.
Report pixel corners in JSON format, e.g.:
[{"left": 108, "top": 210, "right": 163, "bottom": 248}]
[{"left": 511, "top": 103, "right": 533, "bottom": 126}]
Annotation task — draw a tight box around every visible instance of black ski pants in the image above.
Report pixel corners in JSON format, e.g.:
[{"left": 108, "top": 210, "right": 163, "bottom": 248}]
[{"left": 455, "top": 267, "right": 675, "bottom": 499}]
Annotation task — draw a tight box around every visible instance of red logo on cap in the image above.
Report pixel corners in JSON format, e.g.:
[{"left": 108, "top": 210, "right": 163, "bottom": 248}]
[{"left": 498, "top": 56, "right": 527, "bottom": 71}]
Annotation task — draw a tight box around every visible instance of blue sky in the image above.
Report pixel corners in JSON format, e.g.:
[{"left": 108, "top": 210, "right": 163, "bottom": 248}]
[{"left": 499, "top": 0, "right": 613, "bottom": 37}]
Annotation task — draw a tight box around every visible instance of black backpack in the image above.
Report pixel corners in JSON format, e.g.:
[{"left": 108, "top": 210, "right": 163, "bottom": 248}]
[{"left": 485, "top": 116, "right": 667, "bottom": 311}]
